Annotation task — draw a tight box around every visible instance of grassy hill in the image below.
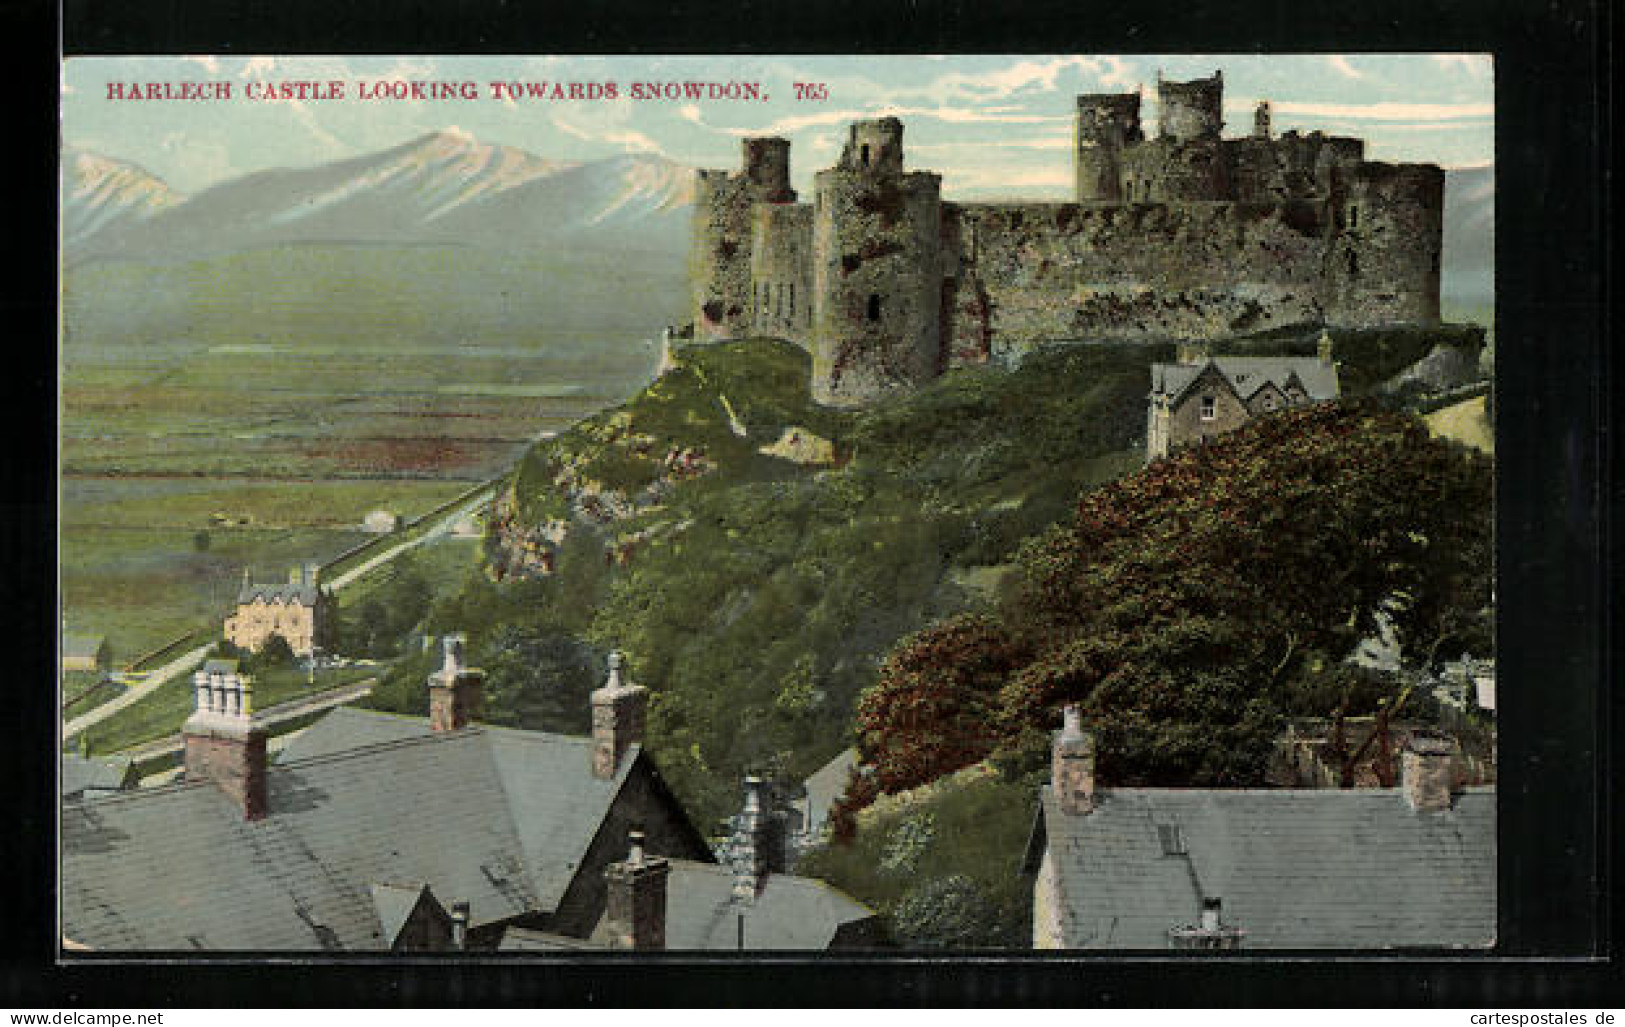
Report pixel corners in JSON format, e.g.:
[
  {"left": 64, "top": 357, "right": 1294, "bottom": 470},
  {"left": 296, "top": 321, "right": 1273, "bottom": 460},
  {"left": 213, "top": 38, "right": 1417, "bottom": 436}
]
[{"left": 370, "top": 323, "right": 1487, "bottom": 832}]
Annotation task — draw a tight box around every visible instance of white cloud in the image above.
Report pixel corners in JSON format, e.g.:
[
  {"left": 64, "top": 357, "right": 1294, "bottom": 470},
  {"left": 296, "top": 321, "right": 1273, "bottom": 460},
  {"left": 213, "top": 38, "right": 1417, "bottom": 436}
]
[
  {"left": 239, "top": 57, "right": 277, "bottom": 80},
  {"left": 1432, "top": 54, "right": 1491, "bottom": 78},
  {"left": 1272, "top": 99, "right": 1493, "bottom": 122},
  {"left": 738, "top": 104, "right": 1065, "bottom": 138},
  {"left": 1325, "top": 56, "right": 1366, "bottom": 81},
  {"left": 604, "top": 130, "right": 665, "bottom": 155},
  {"left": 183, "top": 55, "right": 221, "bottom": 75},
  {"left": 916, "top": 56, "right": 1116, "bottom": 103}
]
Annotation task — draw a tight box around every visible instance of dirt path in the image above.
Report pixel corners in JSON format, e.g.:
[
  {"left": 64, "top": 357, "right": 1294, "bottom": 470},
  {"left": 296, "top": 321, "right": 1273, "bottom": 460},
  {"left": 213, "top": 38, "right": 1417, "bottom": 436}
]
[{"left": 63, "top": 645, "right": 211, "bottom": 742}]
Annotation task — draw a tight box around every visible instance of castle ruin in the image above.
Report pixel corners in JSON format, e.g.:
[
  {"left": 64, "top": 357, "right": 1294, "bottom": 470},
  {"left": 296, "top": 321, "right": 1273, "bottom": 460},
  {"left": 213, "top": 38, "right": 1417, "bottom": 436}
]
[{"left": 689, "top": 70, "right": 1444, "bottom": 407}]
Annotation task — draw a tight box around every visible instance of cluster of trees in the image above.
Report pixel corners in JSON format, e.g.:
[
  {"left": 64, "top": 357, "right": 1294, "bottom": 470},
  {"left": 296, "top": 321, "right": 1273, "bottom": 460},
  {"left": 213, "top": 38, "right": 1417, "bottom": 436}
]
[{"left": 844, "top": 401, "right": 1493, "bottom": 811}]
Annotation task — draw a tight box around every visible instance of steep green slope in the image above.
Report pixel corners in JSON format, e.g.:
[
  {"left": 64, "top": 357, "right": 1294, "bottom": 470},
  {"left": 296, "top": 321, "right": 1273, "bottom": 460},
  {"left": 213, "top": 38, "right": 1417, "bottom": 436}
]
[
  {"left": 373, "top": 324, "right": 1483, "bottom": 832},
  {"left": 433, "top": 339, "right": 1153, "bottom": 828}
]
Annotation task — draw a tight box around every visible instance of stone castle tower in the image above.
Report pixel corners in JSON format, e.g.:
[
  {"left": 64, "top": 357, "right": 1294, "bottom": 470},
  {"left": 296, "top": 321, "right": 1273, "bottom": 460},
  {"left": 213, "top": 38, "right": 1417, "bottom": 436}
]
[{"left": 690, "top": 69, "right": 1445, "bottom": 408}]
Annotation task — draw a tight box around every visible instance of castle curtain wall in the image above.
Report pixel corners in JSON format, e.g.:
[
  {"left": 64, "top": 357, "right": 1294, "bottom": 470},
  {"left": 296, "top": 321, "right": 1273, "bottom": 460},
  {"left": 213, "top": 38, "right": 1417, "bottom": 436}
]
[{"left": 948, "top": 202, "right": 1330, "bottom": 353}]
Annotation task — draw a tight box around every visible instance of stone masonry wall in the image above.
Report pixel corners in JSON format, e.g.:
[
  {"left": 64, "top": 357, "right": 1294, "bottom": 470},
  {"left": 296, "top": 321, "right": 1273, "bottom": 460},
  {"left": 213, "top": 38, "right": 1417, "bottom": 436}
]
[
  {"left": 948, "top": 200, "right": 1331, "bottom": 355},
  {"left": 1325, "top": 163, "right": 1444, "bottom": 326},
  {"left": 812, "top": 169, "right": 944, "bottom": 406},
  {"left": 690, "top": 171, "right": 756, "bottom": 341},
  {"left": 750, "top": 202, "right": 813, "bottom": 346}
]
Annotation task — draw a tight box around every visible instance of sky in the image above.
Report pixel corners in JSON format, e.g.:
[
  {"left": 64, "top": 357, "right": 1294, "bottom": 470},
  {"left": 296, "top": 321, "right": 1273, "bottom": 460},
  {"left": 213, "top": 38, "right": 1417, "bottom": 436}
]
[{"left": 61, "top": 54, "right": 1494, "bottom": 199}]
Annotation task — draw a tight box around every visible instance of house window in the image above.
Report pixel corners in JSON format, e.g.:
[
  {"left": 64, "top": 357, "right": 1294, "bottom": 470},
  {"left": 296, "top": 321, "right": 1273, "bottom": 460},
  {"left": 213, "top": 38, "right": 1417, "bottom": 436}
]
[
  {"left": 867, "top": 294, "right": 882, "bottom": 321},
  {"left": 1200, "top": 395, "right": 1217, "bottom": 421},
  {"left": 1157, "top": 824, "right": 1186, "bottom": 856}
]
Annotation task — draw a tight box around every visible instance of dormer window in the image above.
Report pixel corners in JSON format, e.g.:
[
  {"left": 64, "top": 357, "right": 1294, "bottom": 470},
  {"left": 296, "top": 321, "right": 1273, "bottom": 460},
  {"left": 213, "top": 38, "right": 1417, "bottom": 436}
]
[{"left": 1200, "top": 395, "right": 1217, "bottom": 421}]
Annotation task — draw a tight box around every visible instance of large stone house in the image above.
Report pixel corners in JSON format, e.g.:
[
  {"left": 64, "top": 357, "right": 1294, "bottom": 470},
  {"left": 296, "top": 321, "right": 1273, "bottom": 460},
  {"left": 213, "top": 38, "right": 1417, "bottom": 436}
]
[
  {"left": 1024, "top": 707, "right": 1495, "bottom": 950},
  {"left": 1145, "top": 334, "right": 1341, "bottom": 462},
  {"left": 223, "top": 563, "right": 328, "bottom": 656},
  {"left": 61, "top": 639, "right": 878, "bottom": 951}
]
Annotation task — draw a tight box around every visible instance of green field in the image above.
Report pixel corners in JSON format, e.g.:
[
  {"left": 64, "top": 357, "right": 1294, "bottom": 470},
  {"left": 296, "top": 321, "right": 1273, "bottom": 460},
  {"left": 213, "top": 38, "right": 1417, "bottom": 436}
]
[{"left": 60, "top": 242, "right": 681, "bottom": 673}]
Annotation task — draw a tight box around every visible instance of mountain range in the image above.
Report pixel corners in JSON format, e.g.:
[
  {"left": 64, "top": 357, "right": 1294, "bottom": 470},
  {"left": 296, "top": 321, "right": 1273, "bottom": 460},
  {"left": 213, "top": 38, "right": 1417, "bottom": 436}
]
[
  {"left": 62, "top": 129, "right": 1494, "bottom": 306},
  {"left": 63, "top": 129, "right": 697, "bottom": 263}
]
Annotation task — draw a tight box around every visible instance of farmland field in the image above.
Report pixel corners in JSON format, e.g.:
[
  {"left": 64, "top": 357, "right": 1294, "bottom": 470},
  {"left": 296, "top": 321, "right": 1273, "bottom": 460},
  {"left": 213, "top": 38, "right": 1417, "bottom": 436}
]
[{"left": 60, "top": 243, "right": 685, "bottom": 667}]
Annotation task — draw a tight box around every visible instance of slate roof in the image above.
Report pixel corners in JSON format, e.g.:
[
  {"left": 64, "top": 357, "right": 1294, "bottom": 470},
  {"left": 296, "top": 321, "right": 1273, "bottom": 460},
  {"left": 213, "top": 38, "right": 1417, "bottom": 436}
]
[
  {"left": 800, "top": 747, "right": 858, "bottom": 834},
  {"left": 60, "top": 754, "right": 136, "bottom": 799},
  {"left": 498, "top": 927, "right": 602, "bottom": 951},
  {"left": 1151, "top": 356, "right": 1339, "bottom": 405},
  {"left": 1032, "top": 785, "right": 1495, "bottom": 950},
  {"left": 370, "top": 883, "right": 444, "bottom": 948},
  {"left": 586, "top": 860, "right": 877, "bottom": 950},
  {"left": 62, "top": 708, "right": 676, "bottom": 951}
]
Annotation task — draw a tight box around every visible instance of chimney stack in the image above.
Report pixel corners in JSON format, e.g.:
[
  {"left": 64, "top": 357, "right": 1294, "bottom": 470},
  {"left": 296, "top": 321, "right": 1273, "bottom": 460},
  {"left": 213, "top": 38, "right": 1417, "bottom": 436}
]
[
  {"left": 591, "top": 651, "right": 648, "bottom": 778},
  {"left": 449, "top": 900, "right": 470, "bottom": 951},
  {"left": 1169, "top": 897, "right": 1245, "bottom": 950},
  {"left": 1052, "top": 705, "right": 1096, "bottom": 816},
  {"left": 730, "top": 776, "right": 786, "bottom": 902},
  {"left": 183, "top": 658, "right": 268, "bottom": 820},
  {"left": 1317, "top": 328, "right": 1336, "bottom": 367},
  {"left": 1402, "top": 735, "right": 1457, "bottom": 812},
  {"left": 427, "top": 633, "right": 485, "bottom": 732},
  {"left": 604, "top": 829, "right": 669, "bottom": 950}
]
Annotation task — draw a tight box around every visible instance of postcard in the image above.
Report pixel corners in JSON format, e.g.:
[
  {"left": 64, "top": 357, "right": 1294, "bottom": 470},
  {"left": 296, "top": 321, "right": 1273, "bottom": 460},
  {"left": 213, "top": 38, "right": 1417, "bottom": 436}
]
[{"left": 59, "top": 54, "right": 1497, "bottom": 954}]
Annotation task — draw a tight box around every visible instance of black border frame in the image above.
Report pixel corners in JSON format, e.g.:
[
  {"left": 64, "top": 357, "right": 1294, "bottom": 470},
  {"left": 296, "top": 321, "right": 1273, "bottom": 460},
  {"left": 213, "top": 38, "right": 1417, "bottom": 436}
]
[{"left": 6, "top": 0, "right": 1612, "bottom": 1006}]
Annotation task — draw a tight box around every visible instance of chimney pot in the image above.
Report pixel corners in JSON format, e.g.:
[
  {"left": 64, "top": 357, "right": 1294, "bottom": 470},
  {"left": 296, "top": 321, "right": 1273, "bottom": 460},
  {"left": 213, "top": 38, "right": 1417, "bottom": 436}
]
[
  {"left": 591, "top": 651, "right": 648, "bottom": 778},
  {"left": 1200, "top": 897, "right": 1222, "bottom": 932},
  {"left": 605, "top": 828, "right": 669, "bottom": 950},
  {"left": 428, "top": 632, "right": 484, "bottom": 732},
  {"left": 1052, "top": 707, "right": 1096, "bottom": 816},
  {"left": 731, "top": 775, "right": 785, "bottom": 901},
  {"left": 449, "top": 899, "right": 470, "bottom": 950},
  {"left": 183, "top": 662, "right": 267, "bottom": 820}
]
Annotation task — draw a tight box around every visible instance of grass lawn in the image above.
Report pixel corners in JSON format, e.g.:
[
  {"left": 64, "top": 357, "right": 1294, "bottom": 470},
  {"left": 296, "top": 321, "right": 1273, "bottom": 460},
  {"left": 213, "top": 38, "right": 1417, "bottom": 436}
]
[{"left": 60, "top": 523, "right": 372, "bottom": 662}]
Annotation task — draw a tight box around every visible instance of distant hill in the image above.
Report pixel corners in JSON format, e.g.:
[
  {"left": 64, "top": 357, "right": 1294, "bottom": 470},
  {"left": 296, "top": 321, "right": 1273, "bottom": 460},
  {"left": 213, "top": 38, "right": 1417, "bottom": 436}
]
[
  {"left": 63, "top": 129, "right": 696, "bottom": 264},
  {"left": 61, "top": 148, "right": 184, "bottom": 250},
  {"left": 1443, "top": 165, "right": 1494, "bottom": 307}
]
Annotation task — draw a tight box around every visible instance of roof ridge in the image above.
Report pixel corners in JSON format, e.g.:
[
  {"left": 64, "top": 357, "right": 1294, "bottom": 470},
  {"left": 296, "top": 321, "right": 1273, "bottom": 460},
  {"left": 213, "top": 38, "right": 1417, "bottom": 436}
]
[{"left": 273, "top": 725, "right": 481, "bottom": 770}]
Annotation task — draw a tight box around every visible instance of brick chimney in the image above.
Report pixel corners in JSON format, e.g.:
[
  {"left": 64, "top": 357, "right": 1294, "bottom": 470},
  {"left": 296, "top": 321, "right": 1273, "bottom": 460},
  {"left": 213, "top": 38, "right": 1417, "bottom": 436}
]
[
  {"left": 1401, "top": 735, "right": 1457, "bottom": 812},
  {"left": 591, "top": 651, "right": 647, "bottom": 778},
  {"left": 1052, "top": 705, "right": 1096, "bottom": 815},
  {"left": 183, "top": 659, "right": 268, "bottom": 820},
  {"left": 730, "top": 776, "right": 786, "bottom": 902},
  {"left": 604, "top": 829, "right": 669, "bottom": 950},
  {"left": 427, "top": 633, "right": 485, "bottom": 732}
]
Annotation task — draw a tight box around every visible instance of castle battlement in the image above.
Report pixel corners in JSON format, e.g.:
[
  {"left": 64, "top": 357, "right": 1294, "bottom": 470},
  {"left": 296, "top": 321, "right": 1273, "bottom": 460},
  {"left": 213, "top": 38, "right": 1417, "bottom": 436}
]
[{"left": 690, "top": 69, "right": 1444, "bottom": 407}]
